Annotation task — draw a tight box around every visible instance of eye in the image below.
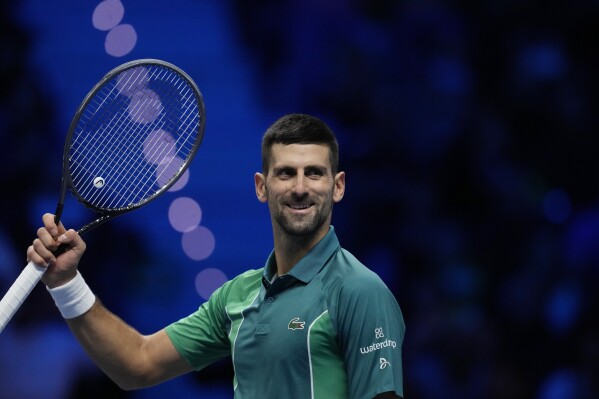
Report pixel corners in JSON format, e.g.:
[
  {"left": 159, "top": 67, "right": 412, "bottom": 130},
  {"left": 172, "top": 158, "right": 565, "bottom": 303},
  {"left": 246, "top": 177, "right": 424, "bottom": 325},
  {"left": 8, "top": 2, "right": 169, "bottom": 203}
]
[
  {"left": 305, "top": 167, "right": 325, "bottom": 178},
  {"left": 276, "top": 168, "right": 295, "bottom": 179}
]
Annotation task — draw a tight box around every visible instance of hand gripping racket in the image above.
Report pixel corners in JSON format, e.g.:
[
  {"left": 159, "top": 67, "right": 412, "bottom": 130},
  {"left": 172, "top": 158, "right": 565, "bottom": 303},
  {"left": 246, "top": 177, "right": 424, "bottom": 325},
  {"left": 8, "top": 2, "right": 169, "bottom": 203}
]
[{"left": 0, "top": 59, "right": 205, "bottom": 333}]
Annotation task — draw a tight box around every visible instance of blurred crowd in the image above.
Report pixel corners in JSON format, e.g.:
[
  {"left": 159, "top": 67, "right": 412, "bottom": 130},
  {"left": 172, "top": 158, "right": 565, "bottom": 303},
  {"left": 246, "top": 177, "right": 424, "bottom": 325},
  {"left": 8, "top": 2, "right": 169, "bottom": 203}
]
[{"left": 232, "top": 1, "right": 599, "bottom": 398}]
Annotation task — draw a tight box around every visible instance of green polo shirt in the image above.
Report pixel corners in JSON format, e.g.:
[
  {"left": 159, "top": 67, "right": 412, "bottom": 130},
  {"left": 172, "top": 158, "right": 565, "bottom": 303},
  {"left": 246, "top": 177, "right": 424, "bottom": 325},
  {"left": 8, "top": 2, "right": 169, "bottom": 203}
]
[{"left": 165, "top": 227, "right": 405, "bottom": 398}]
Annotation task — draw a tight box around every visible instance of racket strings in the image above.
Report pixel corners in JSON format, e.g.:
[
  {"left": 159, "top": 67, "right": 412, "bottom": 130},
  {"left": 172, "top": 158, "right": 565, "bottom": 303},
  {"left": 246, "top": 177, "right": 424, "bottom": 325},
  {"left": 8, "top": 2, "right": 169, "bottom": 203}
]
[
  {"left": 73, "top": 91, "right": 158, "bottom": 207},
  {"left": 69, "top": 64, "right": 201, "bottom": 211},
  {"left": 118, "top": 69, "right": 199, "bottom": 197},
  {"left": 78, "top": 82, "right": 193, "bottom": 208},
  {"left": 91, "top": 85, "right": 168, "bottom": 201}
]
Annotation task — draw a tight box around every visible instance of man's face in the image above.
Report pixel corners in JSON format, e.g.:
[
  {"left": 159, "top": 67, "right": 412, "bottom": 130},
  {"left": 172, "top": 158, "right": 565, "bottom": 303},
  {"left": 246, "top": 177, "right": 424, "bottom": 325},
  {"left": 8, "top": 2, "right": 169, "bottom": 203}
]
[{"left": 255, "top": 143, "right": 345, "bottom": 238}]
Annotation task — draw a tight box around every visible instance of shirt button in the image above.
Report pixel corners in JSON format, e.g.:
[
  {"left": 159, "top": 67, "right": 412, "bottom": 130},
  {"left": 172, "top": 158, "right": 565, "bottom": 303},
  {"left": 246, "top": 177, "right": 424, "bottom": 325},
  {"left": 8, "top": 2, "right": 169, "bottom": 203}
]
[{"left": 267, "top": 296, "right": 275, "bottom": 303}]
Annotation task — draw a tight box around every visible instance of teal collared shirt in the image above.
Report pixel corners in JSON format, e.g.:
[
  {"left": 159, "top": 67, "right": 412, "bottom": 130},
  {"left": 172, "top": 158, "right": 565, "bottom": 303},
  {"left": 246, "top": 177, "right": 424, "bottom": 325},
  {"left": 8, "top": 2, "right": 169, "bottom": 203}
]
[{"left": 166, "top": 227, "right": 405, "bottom": 398}]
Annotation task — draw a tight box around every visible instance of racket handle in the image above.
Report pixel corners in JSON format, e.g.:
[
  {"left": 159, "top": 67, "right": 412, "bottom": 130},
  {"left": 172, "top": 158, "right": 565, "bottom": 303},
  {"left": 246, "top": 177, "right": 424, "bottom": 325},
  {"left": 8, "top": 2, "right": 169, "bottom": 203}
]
[{"left": 0, "top": 261, "right": 46, "bottom": 333}]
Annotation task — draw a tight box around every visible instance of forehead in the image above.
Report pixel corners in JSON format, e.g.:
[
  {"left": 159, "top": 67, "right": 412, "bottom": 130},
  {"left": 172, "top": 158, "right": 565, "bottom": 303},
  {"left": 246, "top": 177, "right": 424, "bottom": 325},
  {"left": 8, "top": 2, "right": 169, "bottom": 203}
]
[{"left": 269, "top": 143, "right": 331, "bottom": 169}]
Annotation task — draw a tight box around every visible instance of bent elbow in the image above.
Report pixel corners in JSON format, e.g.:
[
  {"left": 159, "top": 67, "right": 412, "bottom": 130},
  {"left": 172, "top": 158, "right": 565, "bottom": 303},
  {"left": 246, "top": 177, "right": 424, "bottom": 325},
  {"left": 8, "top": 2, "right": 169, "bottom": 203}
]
[
  {"left": 113, "top": 378, "right": 145, "bottom": 392},
  {"left": 108, "top": 372, "right": 155, "bottom": 392}
]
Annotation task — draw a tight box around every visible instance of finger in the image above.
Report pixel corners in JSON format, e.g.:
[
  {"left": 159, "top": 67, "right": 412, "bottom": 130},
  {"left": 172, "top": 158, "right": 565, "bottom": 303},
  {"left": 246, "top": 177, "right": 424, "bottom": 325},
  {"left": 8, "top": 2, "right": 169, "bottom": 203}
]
[
  {"left": 28, "top": 241, "right": 55, "bottom": 267},
  {"left": 58, "top": 229, "right": 86, "bottom": 253},
  {"left": 42, "top": 213, "right": 69, "bottom": 237},
  {"left": 26, "top": 245, "right": 42, "bottom": 265},
  {"left": 37, "top": 226, "right": 59, "bottom": 251}
]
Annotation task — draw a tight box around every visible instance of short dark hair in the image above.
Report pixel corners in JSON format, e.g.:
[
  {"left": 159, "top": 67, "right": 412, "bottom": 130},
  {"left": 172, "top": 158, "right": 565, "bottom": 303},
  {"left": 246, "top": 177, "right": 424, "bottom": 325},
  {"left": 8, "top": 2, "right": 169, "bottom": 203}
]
[{"left": 261, "top": 114, "right": 339, "bottom": 175}]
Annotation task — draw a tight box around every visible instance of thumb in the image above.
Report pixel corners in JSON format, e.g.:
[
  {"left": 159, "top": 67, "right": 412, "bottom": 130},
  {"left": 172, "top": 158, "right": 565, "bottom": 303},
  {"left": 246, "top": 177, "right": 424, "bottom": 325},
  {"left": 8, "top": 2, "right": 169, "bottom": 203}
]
[{"left": 57, "top": 229, "right": 86, "bottom": 254}]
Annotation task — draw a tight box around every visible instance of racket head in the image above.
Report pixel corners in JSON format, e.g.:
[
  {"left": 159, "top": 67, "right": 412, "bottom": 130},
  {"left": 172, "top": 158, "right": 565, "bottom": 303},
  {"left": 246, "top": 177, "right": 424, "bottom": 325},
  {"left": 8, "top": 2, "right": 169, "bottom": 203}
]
[{"left": 59, "top": 59, "right": 205, "bottom": 234}]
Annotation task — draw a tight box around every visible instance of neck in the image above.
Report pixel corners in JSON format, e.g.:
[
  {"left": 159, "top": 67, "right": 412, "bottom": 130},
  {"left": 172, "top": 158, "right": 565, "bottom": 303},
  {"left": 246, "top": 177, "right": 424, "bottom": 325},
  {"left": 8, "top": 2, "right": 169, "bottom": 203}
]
[{"left": 272, "top": 225, "right": 329, "bottom": 276}]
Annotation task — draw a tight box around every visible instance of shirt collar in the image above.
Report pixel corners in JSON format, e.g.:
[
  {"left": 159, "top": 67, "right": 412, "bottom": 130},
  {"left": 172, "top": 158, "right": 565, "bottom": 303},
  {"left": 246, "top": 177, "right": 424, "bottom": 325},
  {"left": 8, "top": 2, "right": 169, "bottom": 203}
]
[{"left": 263, "top": 226, "right": 340, "bottom": 284}]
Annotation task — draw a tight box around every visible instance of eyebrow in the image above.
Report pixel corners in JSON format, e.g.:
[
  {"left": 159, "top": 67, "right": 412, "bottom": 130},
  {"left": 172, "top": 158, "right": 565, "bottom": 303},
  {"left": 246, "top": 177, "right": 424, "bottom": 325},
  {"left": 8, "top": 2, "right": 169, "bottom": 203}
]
[
  {"left": 272, "top": 164, "right": 328, "bottom": 173},
  {"left": 304, "top": 165, "right": 327, "bottom": 174}
]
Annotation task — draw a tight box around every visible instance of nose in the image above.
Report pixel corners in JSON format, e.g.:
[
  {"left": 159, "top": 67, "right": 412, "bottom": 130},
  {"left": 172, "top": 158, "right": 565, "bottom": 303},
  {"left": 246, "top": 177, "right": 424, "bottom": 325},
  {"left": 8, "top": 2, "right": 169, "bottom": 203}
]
[{"left": 291, "top": 173, "right": 308, "bottom": 197}]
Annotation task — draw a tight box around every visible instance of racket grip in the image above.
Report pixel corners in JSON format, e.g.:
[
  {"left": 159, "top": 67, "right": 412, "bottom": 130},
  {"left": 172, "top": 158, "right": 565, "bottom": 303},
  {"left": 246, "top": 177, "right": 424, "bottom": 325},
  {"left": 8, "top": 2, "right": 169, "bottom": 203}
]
[{"left": 0, "top": 261, "right": 46, "bottom": 333}]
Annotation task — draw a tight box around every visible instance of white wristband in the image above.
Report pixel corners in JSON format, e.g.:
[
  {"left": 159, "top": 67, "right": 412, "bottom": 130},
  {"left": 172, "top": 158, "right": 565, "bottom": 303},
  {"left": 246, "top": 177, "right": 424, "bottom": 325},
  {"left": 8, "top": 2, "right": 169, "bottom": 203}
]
[{"left": 47, "top": 271, "right": 96, "bottom": 319}]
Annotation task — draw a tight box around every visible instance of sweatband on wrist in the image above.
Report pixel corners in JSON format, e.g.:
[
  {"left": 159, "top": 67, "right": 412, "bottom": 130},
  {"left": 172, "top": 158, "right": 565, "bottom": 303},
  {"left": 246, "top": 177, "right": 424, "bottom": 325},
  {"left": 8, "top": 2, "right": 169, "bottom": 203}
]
[{"left": 47, "top": 271, "right": 96, "bottom": 319}]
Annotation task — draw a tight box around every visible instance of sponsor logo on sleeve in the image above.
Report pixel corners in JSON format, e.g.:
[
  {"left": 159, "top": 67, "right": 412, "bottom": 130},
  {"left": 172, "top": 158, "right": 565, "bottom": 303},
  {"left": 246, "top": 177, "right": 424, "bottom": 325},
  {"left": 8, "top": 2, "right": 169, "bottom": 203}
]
[
  {"left": 359, "top": 327, "right": 397, "bottom": 355},
  {"left": 379, "top": 358, "right": 391, "bottom": 369}
]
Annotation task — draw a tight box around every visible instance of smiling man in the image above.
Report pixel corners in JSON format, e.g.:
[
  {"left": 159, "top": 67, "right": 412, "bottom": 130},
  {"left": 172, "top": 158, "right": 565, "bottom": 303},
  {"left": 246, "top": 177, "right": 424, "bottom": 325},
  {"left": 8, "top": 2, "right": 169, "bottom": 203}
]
[
  {"left": 260, "top": 143, "right": 338, "bottom": 236},
  {"left": 255, "top": 139, "right": 345, "bottom": 275},
  {"left": 28, "top": 113, "right": 405, "bottom": 398}
]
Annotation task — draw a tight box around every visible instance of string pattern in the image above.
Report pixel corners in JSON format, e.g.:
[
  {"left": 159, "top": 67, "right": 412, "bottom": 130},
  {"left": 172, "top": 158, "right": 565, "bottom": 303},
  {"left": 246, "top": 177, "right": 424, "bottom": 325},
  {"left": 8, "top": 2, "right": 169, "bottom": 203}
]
[{"left": 68, "top": 63, "right": 202, "bottom": 211}]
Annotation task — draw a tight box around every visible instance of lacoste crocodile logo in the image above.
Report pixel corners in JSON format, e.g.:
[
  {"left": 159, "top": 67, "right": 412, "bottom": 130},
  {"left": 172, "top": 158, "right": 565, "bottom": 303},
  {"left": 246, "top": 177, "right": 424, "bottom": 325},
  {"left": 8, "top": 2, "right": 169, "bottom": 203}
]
[{"left": 288, "top": 317, "right": 306, "bottom": 330}]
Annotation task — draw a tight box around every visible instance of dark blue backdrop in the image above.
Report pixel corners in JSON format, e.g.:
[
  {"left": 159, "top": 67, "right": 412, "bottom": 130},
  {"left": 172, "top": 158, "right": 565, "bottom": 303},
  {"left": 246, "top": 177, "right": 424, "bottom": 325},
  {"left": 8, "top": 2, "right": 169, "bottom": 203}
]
[{"left": 1, "top": 1, "right": 598, "bottom": 398}]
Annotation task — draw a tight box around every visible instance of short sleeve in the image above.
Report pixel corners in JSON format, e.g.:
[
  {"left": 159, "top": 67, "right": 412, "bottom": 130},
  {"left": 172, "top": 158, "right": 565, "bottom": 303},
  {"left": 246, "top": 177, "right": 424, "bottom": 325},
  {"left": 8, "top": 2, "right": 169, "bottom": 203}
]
[
  {"left": 335, "top": 273, "right": 405, "bottom": 399},
  {"left": 165, "top": 285, "right": 231, "bottom": 371}
]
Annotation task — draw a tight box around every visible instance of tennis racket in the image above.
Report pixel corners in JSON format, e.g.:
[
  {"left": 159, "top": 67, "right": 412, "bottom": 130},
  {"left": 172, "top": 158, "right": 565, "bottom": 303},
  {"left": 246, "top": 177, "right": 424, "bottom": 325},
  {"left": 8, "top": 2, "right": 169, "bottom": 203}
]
[{"left": 0, "top": 58, "right": 205, "bottom": 333}]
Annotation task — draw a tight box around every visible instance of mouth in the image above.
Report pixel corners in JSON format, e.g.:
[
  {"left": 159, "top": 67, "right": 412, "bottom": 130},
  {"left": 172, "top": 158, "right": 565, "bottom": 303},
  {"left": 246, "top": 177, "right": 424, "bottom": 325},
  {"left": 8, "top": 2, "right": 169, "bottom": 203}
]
[{"left": 286, "top": 203, "right": 313, "bottom": 212}]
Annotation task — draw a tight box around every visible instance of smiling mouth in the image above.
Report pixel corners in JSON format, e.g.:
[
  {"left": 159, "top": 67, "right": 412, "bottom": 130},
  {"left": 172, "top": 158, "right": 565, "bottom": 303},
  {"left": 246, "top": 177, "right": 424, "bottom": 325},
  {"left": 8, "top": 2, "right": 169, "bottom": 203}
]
[{"left": 288, "top": 204, "right": 312, "bottom": 210}]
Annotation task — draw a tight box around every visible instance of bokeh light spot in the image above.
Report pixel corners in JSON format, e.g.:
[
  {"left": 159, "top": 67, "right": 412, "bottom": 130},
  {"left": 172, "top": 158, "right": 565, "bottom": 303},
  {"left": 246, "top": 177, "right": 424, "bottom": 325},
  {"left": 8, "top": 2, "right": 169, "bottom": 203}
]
[
  {"left": 543, "top": 189, "right": 570, "bottom": 224},
  {"left": 168, "top": 168, "right": 189, "bottom": 192},
  {"left": 538, "top": 369, "right": 579, "bottom": 399},
  {"left": 168, "top": 197, "right": 202, "bottom": 233},
  {"left": 544, "top": 283, "right": 581, "bottom": 335},
  {"left": 143, "top": 129, "right": 176, "bottom": 165},
  {"left": 182, "top": 226, "right": 215, "bottom": 261},
  {"left": 116, "top": 66, "right": 149, "bottom": 96},
  {"left": 520, "top": 42, "right": 565, "bottom": 82},
  {"left": 92, "top": 0, "right": 124, "bottom": 31},
  {"left": 105, "top": 23, "right": 137, "bottom": 57},
  {"left": 128, "top": 89, "right": 163, "bottom": 124},
  {"left": 156, "top": 156, "right": 185, "bottom": 188},
  {"left": 195, "top": 268, "right": 228, "bottom": 300}
]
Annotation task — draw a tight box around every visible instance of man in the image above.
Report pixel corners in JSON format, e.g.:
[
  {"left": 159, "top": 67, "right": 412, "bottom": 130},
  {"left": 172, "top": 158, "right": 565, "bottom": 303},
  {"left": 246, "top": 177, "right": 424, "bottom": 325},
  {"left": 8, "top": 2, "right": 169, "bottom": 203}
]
[{"left": 28, "top": 114, "right": 405, "bottom": 398}]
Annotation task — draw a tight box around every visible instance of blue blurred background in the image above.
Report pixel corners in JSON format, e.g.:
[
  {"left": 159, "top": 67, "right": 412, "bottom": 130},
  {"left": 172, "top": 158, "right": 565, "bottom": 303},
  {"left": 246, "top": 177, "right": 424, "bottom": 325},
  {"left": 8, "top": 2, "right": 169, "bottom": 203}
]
[{"left": 1, "top": 1, "right": 598, "bottom": 398}]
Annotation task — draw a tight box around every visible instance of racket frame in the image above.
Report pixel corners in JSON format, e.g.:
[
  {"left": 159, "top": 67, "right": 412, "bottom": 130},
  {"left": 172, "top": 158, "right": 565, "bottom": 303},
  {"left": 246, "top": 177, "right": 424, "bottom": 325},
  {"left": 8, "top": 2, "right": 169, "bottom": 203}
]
[{"left": 55, "top": 58, "right": 206, "bottom": 235}]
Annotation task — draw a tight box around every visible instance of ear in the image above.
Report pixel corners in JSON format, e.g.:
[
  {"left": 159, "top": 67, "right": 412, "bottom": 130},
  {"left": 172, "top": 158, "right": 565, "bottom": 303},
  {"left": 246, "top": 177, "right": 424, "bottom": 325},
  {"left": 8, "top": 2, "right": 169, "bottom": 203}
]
[
  {"left": 333, "top": 171, "right": 345, "bottom": 203},
  {"left": 254, "top": 172, "right": 268, "bottom": 203}
]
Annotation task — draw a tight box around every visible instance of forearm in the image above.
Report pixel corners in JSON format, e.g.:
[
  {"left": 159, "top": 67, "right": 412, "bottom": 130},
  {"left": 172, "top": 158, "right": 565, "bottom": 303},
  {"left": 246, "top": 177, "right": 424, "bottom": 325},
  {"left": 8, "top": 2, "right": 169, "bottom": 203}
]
[
  {"left": 66, "top": 299, "right": 154, "bottom": 390},
  {"left": 32, "top": 219, "right": 190, "bottom": 388}
]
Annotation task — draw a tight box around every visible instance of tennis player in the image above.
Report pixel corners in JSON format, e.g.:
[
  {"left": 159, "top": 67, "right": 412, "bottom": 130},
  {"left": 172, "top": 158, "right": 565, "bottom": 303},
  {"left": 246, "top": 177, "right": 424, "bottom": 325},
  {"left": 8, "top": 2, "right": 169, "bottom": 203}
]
[{"left": 28, "top": 113, "right": 405, "bottom": 398}]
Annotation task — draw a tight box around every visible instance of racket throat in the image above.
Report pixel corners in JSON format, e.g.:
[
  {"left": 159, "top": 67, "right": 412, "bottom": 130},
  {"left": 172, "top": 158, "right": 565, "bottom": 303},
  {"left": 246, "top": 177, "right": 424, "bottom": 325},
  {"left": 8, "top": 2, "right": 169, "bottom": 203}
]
[{"left": 54, "top": 202, "right": 65, "bottom": 225}]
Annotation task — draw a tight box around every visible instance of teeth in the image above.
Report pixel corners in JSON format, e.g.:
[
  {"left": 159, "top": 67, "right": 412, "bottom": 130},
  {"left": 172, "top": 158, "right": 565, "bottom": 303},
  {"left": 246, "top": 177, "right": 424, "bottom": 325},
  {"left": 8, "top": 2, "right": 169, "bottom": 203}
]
[{"left": 290, "top": 204, "right": 309, "bottom": 209}]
